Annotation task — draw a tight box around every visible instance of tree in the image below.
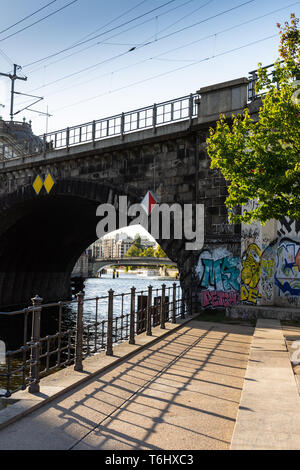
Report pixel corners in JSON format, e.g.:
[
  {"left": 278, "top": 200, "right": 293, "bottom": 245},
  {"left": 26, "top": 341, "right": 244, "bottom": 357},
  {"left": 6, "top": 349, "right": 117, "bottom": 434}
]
[
  {"left": 154, "top": 245, "right": 167, "bottom": 258},
  {"left": 133, "top": 234, "right": 142, "bottom": 249},
  {"left": 140, "top": 246, "right": 155, "bottom": 257},
  {"left": 125, "top": 241, "right": 143, "bottom": 257},
  {"left": 206, "top": 15, "right": 300, "bottom": 224}
]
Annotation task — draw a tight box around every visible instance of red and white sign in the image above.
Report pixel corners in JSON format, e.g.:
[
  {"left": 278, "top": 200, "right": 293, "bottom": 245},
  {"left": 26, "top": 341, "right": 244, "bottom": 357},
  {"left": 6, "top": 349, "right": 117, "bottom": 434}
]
[{"left": 141, "top": 190, "right": 158, "bottom": 215}]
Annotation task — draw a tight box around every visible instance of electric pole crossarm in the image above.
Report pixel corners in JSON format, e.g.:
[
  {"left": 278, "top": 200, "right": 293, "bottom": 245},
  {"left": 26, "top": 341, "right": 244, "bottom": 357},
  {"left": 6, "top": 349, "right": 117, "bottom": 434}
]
[{"left": 0, "top": 64, "right": 27, "bottom": 120}]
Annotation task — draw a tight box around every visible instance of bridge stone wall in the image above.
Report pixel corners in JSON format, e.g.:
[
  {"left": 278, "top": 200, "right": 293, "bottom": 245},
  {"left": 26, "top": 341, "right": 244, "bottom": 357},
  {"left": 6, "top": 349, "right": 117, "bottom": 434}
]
[{"left": 0, "top": 78, "right": 250, "bottom": 308}]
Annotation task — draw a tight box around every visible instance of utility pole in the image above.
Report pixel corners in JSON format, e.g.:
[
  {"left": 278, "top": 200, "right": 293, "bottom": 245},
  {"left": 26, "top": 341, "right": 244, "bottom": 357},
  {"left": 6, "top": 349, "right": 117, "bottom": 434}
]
[{"left": 0, "top": 64, "right": 27, "bottom": 121}]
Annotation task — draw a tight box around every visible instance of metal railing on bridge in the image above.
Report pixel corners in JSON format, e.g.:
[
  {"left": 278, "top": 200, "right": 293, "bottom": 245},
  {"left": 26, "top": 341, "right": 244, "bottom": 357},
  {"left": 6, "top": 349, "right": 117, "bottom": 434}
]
[
  {"left": 248, "top": 62, "right": 281, "bottom": 102},
  {"left": 44, "top": 93, "right": 198, "bottom": 151},
  {"left": 0, "top": 94, "right": 199, "bottom": 164},
  {"left": 1, "top": 64, "right": 277, "bottom": 164},
  {"left": 0, "top": 283, "right": 195, "bottom": 398}
]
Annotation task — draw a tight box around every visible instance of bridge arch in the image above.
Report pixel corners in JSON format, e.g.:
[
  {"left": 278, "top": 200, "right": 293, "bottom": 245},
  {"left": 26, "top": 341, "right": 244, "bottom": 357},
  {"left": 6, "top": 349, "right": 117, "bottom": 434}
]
[
  {"left": 0, "top": 179, "right": 138, "bottom": 306},
  {"left": 0, "top": 179, "right": 179, "bottom": 307}
]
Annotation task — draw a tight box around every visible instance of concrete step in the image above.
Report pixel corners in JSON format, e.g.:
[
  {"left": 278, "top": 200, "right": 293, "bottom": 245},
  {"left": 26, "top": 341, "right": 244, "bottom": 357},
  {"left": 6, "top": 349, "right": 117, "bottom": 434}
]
[{"left": 230, "top": 304, "right": 300, "bottom": 321}]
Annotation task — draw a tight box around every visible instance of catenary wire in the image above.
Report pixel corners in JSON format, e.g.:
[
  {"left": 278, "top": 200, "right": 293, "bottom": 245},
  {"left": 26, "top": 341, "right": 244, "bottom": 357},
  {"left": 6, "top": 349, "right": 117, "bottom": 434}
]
[
  {"left": 23, "top": 0, "right": 178, "bottom": 68},
  {"left": 17, "top": 0, "right": 298, "bottom": 106},
  {"left": 0, "top": 0, "right": 79, "bottom": 43},
  {"left": 52, "top": 32, "right": 279, "bottom": 113},
  {"left": 0, "top": 1, "right": 58, "bottom": 36},
  {"left": 24, "top": 0, "right": 256, "bottom": 93}
]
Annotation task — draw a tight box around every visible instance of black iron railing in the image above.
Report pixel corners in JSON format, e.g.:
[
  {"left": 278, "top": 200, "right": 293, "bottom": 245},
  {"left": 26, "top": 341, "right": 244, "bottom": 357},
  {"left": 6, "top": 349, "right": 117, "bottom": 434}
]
[
  {"left": 248, "top": 62, "right": 281, "bottom": 101},
  {"left": 0, "top": 282, "right": 195, "bottom": 397},
  {"left": 0, "top": 94, "right": 199, "bottom": 164}
]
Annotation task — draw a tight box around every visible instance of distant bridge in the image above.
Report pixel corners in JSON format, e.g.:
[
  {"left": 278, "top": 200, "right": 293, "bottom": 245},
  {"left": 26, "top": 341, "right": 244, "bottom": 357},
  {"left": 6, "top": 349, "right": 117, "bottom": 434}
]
[{"left": 92, "top": 257, "right": 177, "bottom": 274}]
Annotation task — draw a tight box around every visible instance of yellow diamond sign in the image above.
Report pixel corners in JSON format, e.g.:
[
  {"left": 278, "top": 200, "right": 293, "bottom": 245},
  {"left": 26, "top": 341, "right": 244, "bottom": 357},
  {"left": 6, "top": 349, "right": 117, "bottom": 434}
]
[
  {"left": 33, "top": 175, "right": 43, "bottom": 195},
  {"left": 33, "top": 173, "right": 55, "bottom": 195},
  {"left": 44, "top": 173, "right": 55, "bottom": 194}
]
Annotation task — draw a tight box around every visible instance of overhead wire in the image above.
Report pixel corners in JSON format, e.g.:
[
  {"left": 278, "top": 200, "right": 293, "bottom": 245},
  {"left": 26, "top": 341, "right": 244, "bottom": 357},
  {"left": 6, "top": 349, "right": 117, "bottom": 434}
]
[
  {"left": 70, "top": 0, "right": 149, "bottom": 46},
  {"left": 24, "top": 0, "right": 256, "bottom": 93},
  {"left": 25, "top": 0, "right": 196, "bottom": 74},
  {"left": 0, "top": 1, "right": 58, "bottom": 36},
  {"left": 0, "top": 0, "right": 79, "bottom": 43},
  {"left": 53, "top": 32, "right": 280, "bottom": 113},
  {"left": 17, "top": 0, "right": 299, "bottom": 107},
  {"left": 23, "top": 0, "right": 178, "bottom": 68}
]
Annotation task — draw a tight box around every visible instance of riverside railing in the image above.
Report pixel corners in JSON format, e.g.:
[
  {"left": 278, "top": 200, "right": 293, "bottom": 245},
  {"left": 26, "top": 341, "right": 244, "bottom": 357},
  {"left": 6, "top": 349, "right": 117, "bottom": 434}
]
[{"left": 0, "top": 283, "right": 195, "bottom": 398}]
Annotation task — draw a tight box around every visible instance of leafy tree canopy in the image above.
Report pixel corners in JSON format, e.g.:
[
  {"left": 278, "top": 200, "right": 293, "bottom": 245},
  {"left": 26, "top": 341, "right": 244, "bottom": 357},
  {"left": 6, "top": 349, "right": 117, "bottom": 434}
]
[
  {"left": 207, "top": 15, "right": 300, "bottom": 224},
  {"left": 125, "top": 241, "right": 143, "bottom": 257}
]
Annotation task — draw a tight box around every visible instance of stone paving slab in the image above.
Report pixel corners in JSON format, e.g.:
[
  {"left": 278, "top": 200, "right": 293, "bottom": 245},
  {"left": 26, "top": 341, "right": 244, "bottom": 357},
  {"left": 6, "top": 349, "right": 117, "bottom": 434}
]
[
  {"left": 231, "top": 319, "right": 300, "bottom": 450},
  {"left": 0, "top": 320, "right": 253, "bottom": 450}
]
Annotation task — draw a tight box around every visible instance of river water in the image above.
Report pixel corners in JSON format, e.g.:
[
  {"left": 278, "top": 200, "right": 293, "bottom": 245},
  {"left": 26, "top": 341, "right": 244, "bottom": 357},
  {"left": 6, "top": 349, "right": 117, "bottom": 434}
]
[{"left": 0, "top": 274, "right": 180, "bottom": 395}]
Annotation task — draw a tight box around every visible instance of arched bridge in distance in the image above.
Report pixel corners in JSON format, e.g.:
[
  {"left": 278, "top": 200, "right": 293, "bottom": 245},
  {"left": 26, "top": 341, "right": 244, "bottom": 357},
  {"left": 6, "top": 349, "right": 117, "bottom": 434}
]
[{"left": 91, "top": 257, "right": 177, "bottom": 275}]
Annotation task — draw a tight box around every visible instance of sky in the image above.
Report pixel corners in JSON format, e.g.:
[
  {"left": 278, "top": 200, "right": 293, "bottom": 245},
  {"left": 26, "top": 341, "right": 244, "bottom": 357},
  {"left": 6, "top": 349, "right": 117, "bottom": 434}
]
[{"left": 0, "top": 0, "right": 299, "bottom": 136}]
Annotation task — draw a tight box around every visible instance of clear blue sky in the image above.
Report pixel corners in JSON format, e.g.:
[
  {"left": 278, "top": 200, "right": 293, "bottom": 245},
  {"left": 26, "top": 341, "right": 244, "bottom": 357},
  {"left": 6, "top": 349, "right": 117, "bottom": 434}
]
[{"left": 0, "top": 0, "right": 299, "bottom": 135}]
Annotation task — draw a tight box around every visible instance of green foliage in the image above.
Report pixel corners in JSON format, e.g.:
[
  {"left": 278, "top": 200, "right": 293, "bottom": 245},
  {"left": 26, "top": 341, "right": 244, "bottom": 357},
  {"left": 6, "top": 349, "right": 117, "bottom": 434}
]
[
  {"left": 154, "top": 245, "right": 167, "bottom": 258},
  {"left": 125, "top": 241, "right": 143, "bottom": 257},
  {"left": 206, "top": 15, "right": 300, "bottom": 224},
  {"left": 140, "top": 246, "right": 155, "bottom": 257}
]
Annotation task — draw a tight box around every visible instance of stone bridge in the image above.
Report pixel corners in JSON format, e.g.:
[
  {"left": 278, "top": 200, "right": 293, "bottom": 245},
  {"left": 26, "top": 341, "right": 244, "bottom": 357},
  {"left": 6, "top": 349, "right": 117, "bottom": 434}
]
[{"left": 0, "top": 77, "right": 255, "bottom": 307}]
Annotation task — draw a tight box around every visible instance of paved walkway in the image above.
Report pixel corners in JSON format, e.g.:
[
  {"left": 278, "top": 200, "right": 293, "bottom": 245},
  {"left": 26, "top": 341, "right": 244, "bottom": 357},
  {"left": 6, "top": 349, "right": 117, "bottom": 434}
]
[
  {"left": 0, "top": 321, "right": 253, "bottom": 450},
  {"left": 231, "top": 319, "right": 300, "bottom": 450}
]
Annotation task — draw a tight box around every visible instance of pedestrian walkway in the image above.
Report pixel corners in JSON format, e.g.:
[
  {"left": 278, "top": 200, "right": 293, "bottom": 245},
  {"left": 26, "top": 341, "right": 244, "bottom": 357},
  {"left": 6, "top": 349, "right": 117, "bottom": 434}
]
[
  {"left": 0, "top": 320, "right": 253, "bottom": 450},
  {"left": 231, "top": 319, "right": 300, "bottom": 450}
]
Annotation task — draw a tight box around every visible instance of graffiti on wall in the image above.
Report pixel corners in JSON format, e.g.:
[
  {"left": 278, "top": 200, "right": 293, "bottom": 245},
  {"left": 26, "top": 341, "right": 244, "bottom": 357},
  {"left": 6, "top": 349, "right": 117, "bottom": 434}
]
[
  {"left": 277, "top": 218, "right": 300, "bottom": 238},
  {"left": 196, "top": 247, "right": 240, "bottom": 308},
  {"left": 274, "top": 239, "right": 300, "bottom": 296},
  {"left": 240, "top": 243, "right": 262, "bottom": 304},
  {"left": 260, "top": 244, "right": 276, "bottom": 302}
]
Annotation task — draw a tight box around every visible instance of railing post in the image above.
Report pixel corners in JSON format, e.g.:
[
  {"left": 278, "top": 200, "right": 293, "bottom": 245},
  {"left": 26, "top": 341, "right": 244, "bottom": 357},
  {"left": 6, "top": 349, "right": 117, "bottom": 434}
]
[
  {"left": 120, "top": 112, "right": 125, "bottom": 140},
  {"left": 129, "top": 287, "right": 136, "bottom": 345},
  {"left": 74, "top": 291, "right": 84, "bottom": 371},
  {"left": 181, "top": 288, "right": 185, "bottom": 319},
  {"left": 146, "top": 285, "right": 152, "bottom": 336},
  {"left": 106, "top": 289, "right": 114, "bottom": 356},
  {"left": 66, "top": 127, "right": 70, "bottom": 151},
  {"left": 160, "top": 284, "right": 166, "bottom": 329},
  {"left": 172, "top": 282, "right": 177, "bottom": 324},
  {"left": 153, "top": 104, "right": 157, "bottom": 134},
  {"left": 189, "top": 93, "right": 194, "bottom": 126},
  {"left": 92, "top": 120, "right": 96, "bottom": 146},
  {"left": 29, "top": 295, "right": 43, "bottom": 394},
  {"left": 43, "top": 134, "right": 46, "bottom": 158}
]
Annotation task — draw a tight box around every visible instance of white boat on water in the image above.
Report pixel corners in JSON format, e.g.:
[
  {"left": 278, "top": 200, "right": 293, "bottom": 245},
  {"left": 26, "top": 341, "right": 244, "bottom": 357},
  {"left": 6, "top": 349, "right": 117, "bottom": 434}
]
[{"left": 137, "top": 269, "right": 160, "bottom": 277}]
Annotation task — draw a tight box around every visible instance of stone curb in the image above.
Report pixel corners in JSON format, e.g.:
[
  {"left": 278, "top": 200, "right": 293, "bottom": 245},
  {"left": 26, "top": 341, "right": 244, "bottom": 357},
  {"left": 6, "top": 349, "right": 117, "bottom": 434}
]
[{"left": 0, "top": 314, "right": 198, "bottom": 431}]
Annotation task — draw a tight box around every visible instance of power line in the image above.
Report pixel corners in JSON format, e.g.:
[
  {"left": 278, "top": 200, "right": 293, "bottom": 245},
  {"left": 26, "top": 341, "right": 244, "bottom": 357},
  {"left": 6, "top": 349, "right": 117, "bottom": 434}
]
[
  {"left": 23, "top": 0, "right": 178, "bottom": 68},
  {"left": 143, "top": 0, "right": 213, "bottom": 42},
  {"left": 53, "top": 32, "right": 280, "bottom": 113},
  {"left": 20, "top": 0, "right": 298, "bottom": 104},
  {"left": 70, "top": 0, "right": 149, "bottom": 47},
  {"left": 0, "top": 0, "right": 79, "bottom": 43},
  {"left": 0, "top": 1, "right": 58, "bottom": 36},
  {"left": 0, "top": 48, "right": 14, "bottom": 66},
  {"left": 26, "top": 0, "right": 196, "bottom": 74},
  {"left": 140, "top": 0, "right": 256, "bottom": 47},
  {"left": 24, "top": 0, "right": 256, "bottom": 93}
]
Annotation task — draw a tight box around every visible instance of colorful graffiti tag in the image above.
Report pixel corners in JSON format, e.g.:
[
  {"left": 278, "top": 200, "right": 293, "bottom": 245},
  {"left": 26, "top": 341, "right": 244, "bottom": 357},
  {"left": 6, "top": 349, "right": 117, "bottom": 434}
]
[
  {"left": 241, "top": 243, "right": 262, "bottom": 304},
  {"left": 274, "top": 239, "right": 300, "bottom": 296},
  {"left": 196, "top": 248, "right": 240, "bottom": 308}
]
